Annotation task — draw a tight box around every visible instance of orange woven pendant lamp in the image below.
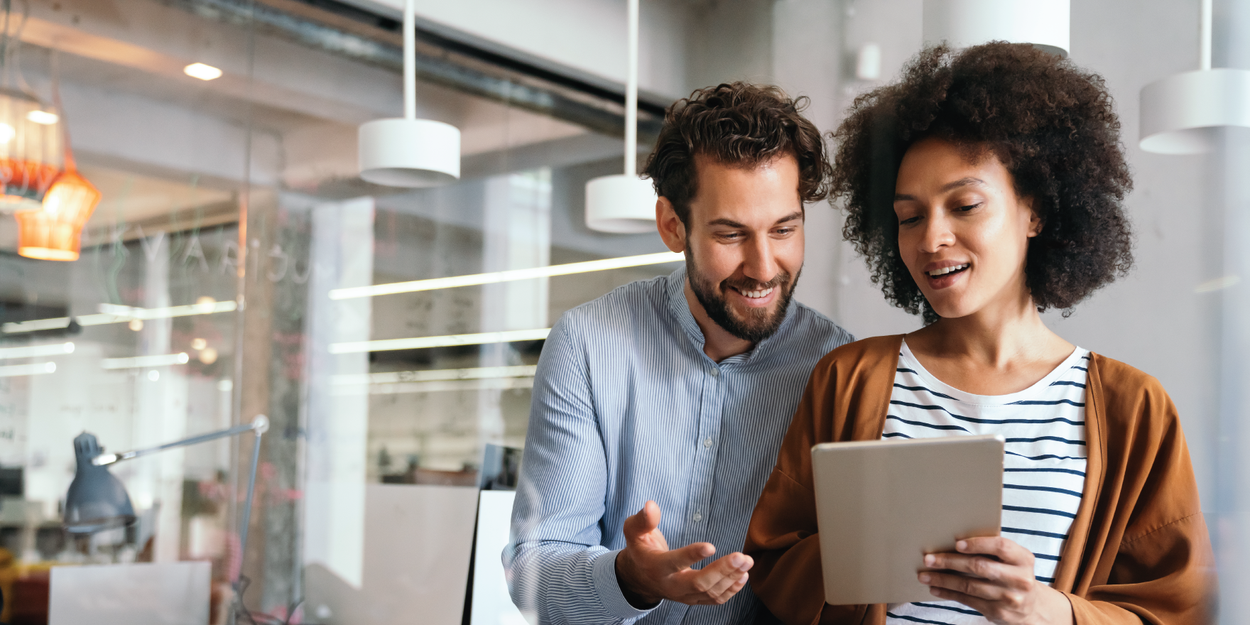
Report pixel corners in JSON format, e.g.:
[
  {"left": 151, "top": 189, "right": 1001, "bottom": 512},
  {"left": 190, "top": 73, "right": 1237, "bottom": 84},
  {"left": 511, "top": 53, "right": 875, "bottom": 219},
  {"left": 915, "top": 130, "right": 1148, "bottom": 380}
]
[
  {"left": 16, "top": 155, "right": 99, "bottom": 261},
  {"left": 15, "top": 61, "right": 99, "bottom": 261}
]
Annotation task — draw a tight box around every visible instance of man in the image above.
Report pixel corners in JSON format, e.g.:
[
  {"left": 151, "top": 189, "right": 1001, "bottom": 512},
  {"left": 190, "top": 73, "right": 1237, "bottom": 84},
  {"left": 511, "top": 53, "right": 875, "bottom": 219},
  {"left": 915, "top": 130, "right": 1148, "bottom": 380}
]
[{"left": 504, "top": 83, "right": 854, "bottom": 624}]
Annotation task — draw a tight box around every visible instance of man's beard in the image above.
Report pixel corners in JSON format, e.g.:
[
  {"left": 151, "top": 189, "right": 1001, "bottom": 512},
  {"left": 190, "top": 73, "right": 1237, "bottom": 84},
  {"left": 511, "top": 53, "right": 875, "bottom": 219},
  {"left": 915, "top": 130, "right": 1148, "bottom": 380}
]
[{"left": 686, "top": 253, "right": 799, "bottom": 343}]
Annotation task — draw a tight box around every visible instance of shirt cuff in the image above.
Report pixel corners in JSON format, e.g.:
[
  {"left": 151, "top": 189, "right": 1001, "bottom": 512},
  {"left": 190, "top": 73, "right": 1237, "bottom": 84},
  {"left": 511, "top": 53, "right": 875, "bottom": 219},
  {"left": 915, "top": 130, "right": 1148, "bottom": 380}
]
[{"left": 591, "top": 549, "right": 661, "bottom": 619}]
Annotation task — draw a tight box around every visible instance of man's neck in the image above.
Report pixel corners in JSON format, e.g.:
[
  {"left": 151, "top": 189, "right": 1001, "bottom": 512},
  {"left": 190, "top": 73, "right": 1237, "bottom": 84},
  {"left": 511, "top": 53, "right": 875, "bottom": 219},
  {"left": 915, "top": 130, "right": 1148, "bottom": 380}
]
[{"left": 683, "top": 278, "right": 755, "bottom": 363}]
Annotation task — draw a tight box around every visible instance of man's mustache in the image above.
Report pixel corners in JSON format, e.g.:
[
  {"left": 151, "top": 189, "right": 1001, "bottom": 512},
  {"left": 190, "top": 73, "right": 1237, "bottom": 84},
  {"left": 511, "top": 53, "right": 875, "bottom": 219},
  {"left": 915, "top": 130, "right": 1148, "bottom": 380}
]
[{"left": 721, "top": 272, "right": 790, "bottom": 293}]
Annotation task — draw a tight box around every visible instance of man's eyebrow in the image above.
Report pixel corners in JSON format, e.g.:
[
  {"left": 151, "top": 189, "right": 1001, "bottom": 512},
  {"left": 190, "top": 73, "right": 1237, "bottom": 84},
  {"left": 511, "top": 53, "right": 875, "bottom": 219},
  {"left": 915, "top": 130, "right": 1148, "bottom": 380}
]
[
  {"left": 894, "top": 177, "right": 986, "bottom": 201},
  {"left": 706, "top": 211, "right": 804, "bottom": 229},
  {"left": 773, "top": 211, "right": 804, "bottom": 225}
]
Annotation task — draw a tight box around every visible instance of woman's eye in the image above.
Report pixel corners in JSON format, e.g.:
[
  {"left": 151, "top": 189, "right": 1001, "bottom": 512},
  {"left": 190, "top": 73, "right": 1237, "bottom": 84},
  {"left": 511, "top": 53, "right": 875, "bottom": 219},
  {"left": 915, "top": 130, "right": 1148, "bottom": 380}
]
[
  {"left": 957, "top": 202, "right": 983, "bottom": 212},
  {"left": 898, "top": 216, "right": 920, "bottom": 226}
]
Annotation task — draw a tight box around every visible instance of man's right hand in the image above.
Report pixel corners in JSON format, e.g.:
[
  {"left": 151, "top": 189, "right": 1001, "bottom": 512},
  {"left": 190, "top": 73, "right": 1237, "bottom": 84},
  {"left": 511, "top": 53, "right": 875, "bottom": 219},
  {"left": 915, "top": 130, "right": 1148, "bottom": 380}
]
[{"left": 613, "top": 500, "right": 753, "bottom": 608}]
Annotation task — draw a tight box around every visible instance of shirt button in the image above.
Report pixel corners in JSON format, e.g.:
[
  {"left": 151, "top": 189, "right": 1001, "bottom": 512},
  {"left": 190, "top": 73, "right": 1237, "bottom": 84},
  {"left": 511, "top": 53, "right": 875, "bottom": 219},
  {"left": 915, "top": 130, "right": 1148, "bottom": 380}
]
[
  {"left": 703, "top": 437, "right": 713, "bottom": 448},
  {"left": 693, "top": 512, "right": 703, "bottom": 522},
  {"left": 710, "top": 369, "right": 719, "bottom": 377}
]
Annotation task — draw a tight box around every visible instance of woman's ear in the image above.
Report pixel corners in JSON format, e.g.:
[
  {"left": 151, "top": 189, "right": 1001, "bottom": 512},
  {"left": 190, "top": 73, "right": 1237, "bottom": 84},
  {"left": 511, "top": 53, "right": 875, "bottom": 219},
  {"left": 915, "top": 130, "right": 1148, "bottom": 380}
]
[
  {"left": 656, "top": 197, "right": 687, "bottom": 253},
  {"left": 1023, "top": 197, "right": 1043, "bottom": 238}
]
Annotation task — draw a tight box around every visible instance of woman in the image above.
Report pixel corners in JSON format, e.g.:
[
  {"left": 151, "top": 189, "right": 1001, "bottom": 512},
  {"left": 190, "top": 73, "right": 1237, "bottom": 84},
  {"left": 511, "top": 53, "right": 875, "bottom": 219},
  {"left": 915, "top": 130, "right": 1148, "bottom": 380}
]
[{"left": 744, "top": 43, "right": 1215, "bottom": 625}]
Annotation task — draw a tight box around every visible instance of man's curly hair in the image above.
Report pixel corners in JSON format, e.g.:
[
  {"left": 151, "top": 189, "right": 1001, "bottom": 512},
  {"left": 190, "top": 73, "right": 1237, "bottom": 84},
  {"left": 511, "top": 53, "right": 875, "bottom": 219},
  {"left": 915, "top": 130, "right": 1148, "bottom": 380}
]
[
  {"left": 832, "top": 42, "right": 1134, "bottom": 322},
  {"left": 645, "top": 82, "right": 833, "bottom": 226}
]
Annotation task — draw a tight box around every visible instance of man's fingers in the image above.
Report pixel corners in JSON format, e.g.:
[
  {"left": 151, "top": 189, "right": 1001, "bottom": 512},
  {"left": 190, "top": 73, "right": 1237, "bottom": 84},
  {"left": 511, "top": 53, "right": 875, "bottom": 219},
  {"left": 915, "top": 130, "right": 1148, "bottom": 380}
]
[
  {"left": 665, "top": 542, "right": 717, "bottom": 571},
  {"left": 622, "top": 501, "right": 662, "bottom": 542},
  {"left": 709, "top": 552, "right": 754, "bottom": 575},
  {"left": 702, "top": 565, "right": 749, "bottom": 598}
]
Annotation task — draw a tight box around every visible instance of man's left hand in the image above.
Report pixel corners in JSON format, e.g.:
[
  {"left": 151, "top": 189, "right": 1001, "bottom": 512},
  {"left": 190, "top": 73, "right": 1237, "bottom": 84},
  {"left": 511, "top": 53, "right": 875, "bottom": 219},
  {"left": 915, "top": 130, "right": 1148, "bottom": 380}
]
[{"left": 919, "top": 536, "right": 1074, "bottom": 625}]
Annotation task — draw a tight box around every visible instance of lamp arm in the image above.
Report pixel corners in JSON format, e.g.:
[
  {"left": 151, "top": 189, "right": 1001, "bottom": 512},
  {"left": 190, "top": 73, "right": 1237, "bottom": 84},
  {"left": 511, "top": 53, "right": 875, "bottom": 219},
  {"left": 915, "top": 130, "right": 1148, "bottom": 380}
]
[{"left": 92, "top": 415, "right": 269, "bottom": 466}]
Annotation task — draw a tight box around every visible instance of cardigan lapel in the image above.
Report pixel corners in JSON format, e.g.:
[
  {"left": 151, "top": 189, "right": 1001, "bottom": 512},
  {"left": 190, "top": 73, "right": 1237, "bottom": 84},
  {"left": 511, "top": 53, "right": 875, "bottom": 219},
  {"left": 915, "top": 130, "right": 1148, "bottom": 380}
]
[{"left": 1052, "top": 352, "right": 1106, "bottom": 592}]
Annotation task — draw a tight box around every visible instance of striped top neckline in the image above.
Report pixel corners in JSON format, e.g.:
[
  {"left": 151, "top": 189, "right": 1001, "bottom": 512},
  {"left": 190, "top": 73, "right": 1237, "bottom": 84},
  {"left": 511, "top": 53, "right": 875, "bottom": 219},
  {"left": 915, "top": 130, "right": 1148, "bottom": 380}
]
[{"left": 899, "top": 339, "right": 1089, "bottom": 408}]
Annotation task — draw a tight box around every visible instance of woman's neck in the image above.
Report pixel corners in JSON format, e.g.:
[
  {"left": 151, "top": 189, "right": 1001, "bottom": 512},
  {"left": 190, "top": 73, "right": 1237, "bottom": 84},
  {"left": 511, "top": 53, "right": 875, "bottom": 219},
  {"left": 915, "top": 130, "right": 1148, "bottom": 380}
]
[{"left": 907, "top": 295, "right": 1074, "bottom": 395}]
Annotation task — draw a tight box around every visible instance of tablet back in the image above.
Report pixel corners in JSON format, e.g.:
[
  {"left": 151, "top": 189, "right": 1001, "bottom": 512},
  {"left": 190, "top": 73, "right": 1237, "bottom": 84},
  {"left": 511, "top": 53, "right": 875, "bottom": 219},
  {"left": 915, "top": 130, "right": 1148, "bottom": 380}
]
[{"left": 811, "top": 435, "right": 1003, "bottom": 605}]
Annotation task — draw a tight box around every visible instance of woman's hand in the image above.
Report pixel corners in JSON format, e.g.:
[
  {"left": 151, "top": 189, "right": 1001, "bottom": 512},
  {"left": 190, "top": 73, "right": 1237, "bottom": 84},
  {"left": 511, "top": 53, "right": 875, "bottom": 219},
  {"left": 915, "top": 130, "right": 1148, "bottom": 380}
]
[{"left": 919, "top": 537, "right": 1074, "bottom": 625}]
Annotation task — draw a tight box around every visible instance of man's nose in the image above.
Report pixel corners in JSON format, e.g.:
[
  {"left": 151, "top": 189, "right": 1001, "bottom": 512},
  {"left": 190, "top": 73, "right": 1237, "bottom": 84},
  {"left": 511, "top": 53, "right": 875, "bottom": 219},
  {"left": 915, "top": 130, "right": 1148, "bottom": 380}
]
[{"left": 743, "top": 236, "right": 779, "bottom": 282}]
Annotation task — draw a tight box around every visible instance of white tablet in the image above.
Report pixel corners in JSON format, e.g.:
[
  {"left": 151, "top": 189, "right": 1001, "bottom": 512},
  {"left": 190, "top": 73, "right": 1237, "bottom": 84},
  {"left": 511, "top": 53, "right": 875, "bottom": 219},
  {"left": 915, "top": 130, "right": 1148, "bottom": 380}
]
[{"left": 811, "top": 435, "right": 1004, "bottom": 605}]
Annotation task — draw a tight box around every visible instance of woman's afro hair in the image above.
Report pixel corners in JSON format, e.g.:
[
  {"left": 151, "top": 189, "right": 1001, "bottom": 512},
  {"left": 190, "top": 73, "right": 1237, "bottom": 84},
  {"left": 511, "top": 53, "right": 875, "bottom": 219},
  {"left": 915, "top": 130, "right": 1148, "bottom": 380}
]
[{"left": 831, "top": 42, "right": 1134, "bottom": 322}]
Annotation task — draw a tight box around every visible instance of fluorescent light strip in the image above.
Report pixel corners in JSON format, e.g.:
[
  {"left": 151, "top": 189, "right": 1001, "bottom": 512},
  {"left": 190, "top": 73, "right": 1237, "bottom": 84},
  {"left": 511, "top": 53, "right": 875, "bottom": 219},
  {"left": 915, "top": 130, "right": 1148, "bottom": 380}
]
[
  {"left": 102, "top": 352, "right": 190, "bottom": 370},
  {"left": 2, "top": 301, "right": 238, "bottom": 334},
  {"left": 332, "top": 365, "right": 537, "bottom": 386},
  {"left": 329, "top": 251, "right": 683, "bottom": 300},
  {"left": 0, "top": 362, "right": 55, "bottom": 377},
  {"left": 329, "top": 328, "right": 550, "bottom": 355},
  {"left": 0, "top": 342, "right": 74, "bottom": 360},
  {"left": 333, "top": 377, "right": 535, "bottom": 396}
]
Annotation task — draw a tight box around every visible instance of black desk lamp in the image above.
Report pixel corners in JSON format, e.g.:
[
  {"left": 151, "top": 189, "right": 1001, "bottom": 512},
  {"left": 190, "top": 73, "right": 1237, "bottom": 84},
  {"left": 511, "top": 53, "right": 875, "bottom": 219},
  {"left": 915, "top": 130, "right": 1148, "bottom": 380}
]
[{"left": 63, "top": 415, "right": 270, "bottom": 624}]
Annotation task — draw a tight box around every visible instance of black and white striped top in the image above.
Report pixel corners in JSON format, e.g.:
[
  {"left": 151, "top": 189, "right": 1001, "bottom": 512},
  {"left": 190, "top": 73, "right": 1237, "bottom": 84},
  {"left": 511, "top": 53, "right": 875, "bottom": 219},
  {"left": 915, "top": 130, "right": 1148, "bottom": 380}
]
[{"left": 885, "top": 340, "right": 1088, "bottom": 625}]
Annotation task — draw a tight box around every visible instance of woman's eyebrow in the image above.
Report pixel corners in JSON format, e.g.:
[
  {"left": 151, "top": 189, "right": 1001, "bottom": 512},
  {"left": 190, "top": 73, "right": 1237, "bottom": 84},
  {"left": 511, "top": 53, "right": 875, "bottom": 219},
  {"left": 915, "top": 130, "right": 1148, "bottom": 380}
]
[
  {"left": 894, "top": 177, "right": 987, "bottom": 201},
  {"left": 941, "top": 177, "right": 987, "bottom": 191}
]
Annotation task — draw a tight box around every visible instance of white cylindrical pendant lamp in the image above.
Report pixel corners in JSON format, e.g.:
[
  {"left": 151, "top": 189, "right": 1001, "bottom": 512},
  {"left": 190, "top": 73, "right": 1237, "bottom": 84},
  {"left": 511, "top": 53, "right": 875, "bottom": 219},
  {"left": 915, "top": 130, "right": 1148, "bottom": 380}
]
[
  {"left": 585, "top": 0, "right": 656, "bottom": 233},
  {"left": 359, "top": 118, "right": 460, "bottom": 187},
  {"left": 922, "top": 0, "right": 1070, "bottom": 57},
  {"left": 1140, "top": 69, "right": 1250, "bottom": 154},
  {"left": 356, "top": 0, "right": 460, "bottom": 187},
  {"left": 585, "top": 174, "right": 657, "bottom": 233},
  {"left": 1139, "top": 0, "right": 1250, "bottom": 154}
]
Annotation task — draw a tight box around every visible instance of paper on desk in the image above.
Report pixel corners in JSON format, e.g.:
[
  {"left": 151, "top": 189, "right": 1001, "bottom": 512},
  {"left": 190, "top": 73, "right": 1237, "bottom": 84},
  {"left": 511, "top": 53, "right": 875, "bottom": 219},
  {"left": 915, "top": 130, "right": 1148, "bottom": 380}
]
[{"left": 49, "top": 560, "right": 211, "bottom": 625}]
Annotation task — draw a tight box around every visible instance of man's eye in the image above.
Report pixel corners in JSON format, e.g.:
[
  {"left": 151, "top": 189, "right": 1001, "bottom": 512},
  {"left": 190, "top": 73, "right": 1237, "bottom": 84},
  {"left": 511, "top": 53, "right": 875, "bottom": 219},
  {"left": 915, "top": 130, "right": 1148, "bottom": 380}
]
[{"left": 719, "top": 232, "right": 743, "bottom": 241}]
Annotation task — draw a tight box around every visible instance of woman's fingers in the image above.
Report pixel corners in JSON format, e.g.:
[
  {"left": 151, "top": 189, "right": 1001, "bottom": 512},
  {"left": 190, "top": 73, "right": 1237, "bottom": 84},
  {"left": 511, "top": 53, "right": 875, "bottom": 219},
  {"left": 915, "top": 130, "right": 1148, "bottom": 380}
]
[
  {"left": 920, "top": 569, "right": 1014, "bottom": 601},
  {"left": 957, "top": 536, "right": 1034, "bottom": 566}
]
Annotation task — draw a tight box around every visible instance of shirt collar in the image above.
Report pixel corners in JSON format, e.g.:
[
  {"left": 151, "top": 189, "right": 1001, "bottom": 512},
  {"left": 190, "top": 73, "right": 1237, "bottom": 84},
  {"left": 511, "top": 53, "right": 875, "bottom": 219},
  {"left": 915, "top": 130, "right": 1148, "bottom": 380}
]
[{"left": 665, "top": 265, "right": 798, "bottom": 367}]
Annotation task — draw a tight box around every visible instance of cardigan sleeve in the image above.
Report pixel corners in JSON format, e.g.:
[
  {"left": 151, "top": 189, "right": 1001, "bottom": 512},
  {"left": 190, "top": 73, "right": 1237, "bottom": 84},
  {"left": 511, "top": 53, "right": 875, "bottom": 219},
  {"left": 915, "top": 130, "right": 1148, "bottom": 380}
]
[
  {"left": 1065, "top": 366, "right": 1217, "bottom": 625},
  {"left": 745, "top": 359, "right": 870, "bottom": 625}
]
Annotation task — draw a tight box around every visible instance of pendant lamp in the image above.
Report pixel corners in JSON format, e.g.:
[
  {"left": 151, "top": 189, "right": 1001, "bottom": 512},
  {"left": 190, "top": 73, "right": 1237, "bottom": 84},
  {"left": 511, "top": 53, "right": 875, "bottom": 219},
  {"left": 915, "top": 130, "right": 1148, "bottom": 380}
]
[
  {"left": 922, "top": 0, "right": 1070, "bottom": 58},
  {"left": 0, "top": 1, "right": 64, "bottom": 213},
  {"left": 1139, "top": 0, "right": 1250, "bottom": 154},
  {"left": 16, "top": 165, "right": 100, "bottom": 261},
  {"left": 15, "top": 53, "right": 99, "bottom": 262},
  {"left": 357, "top": 0, "right": 459, "bottom": 187},
  {"left": 584, "top": 0, "right": 658, "bottom": 234}
]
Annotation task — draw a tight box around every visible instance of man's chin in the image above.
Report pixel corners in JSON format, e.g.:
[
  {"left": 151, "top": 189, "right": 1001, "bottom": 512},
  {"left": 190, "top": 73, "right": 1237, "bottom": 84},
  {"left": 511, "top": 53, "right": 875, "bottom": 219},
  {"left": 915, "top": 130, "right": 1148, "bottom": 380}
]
[{"left": 723, "top": 301, "right": 785, "bottom": 334}]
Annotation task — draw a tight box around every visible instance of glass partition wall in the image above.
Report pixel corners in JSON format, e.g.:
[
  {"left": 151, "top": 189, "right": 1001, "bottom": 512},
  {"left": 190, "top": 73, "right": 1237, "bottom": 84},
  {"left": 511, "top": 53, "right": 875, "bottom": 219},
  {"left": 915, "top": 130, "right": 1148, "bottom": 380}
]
[{"left": 0, "top": 0, "right": 673, "bottom": 622}]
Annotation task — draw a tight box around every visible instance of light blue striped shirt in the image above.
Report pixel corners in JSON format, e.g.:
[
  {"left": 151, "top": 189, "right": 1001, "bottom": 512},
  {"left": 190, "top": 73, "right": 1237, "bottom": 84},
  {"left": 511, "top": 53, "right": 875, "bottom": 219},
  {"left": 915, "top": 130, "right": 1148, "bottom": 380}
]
[{"left": 504, "top": 266, "right": 853, "bottom": 625}]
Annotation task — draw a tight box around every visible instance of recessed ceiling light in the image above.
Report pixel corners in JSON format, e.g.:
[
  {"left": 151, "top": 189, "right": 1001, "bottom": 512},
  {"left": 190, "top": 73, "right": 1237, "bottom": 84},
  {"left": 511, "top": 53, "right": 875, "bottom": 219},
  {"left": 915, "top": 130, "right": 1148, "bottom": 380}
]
[
  {"left": 184, "top": 63, "right": 223, "bottom": 81},
  {"left": 26, "top": 110, "right": 58, "bottom": 125}
]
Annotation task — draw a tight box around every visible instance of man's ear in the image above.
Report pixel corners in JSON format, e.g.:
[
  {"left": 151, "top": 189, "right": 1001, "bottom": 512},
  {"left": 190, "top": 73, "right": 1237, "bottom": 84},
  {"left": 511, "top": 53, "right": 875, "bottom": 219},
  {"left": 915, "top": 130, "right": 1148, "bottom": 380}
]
[{"left": 656, "top": 196, "right": 686, "bottom": 253}]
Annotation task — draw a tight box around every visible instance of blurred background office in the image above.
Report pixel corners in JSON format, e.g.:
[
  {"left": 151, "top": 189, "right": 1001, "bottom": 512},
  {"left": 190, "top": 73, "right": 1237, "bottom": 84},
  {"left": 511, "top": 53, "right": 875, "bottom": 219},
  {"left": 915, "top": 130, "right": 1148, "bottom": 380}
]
[{"left": 0, "top": 0, "right": 1242, "bottom": 623}]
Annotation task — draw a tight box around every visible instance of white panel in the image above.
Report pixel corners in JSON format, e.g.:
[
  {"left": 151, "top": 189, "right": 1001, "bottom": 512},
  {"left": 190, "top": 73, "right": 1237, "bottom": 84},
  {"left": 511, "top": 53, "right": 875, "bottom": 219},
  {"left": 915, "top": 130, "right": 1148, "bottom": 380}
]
[
  {"left": 49, "top": 561, "right": 210, "bottom": 625},
  {"left": 471, "top": 490, "right": 534, "bottom": 625},
  {"left": 305, "top": 484, "right": 479, "bottom": 625}
]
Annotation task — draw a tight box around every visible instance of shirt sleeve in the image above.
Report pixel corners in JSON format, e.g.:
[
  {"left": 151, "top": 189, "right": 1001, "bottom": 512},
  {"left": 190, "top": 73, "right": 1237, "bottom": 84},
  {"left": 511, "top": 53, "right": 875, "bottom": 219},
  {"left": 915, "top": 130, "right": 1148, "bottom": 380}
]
[{"left": 502, "top": 312, "right": 658, "bottom": 625}]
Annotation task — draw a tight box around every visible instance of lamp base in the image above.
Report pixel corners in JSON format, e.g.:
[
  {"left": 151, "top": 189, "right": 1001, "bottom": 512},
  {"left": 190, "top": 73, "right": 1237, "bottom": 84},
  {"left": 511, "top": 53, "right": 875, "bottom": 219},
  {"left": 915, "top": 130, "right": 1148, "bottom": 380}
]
[
  {"left": 358, "top": 118, "right": 460, "bottom": 187},
  {"left": 585, "top": 174, "right": 657, "bottom": 234},
  {"left": 1140, "top": 68, "right": 1250, "bottom": 154}
]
